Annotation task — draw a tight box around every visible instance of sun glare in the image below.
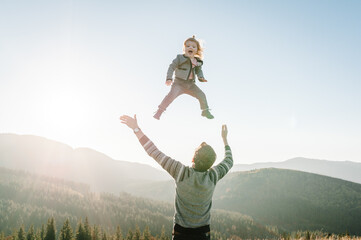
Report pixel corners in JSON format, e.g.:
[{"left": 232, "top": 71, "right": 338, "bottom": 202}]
[{"left": 42, "top": 88, "right": 88, "bottom": 132}]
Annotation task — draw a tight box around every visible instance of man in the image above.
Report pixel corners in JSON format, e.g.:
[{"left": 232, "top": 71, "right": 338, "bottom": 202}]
[{"left": 120, "top": 114, "right": 233, "bottom": 240}]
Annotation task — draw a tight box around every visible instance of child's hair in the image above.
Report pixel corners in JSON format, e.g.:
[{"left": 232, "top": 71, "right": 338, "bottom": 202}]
[
  {"left": 183, "top": 35, "right": 204, "bottom": 59},
  {"left": 192, "top": 142, "right": 216, "bottom": 171}
]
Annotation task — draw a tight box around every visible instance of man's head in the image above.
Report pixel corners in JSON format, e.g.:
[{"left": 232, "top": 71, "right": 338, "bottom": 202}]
[{"left": 192, "top": 142, "right": 217, "bottom": 171}]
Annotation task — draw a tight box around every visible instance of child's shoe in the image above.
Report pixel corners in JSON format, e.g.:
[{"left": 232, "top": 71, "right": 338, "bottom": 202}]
[
  {"left": 153, "top": 109, "right": 164, "bottom": 120},
  {"left": 201, "top": 109, "right": 214, "bottom": 119}
]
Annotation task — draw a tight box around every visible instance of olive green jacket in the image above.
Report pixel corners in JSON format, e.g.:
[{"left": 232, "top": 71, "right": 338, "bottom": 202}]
[
  {"left": 166, "top": 54, "right": 205, "bottom": 81},
  {"left": 139, "top": 134, "right": 233, "bottom": 228}
]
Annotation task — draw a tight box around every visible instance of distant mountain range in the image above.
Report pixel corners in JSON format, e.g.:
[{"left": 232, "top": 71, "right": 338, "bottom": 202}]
[
  {"left": 0, "top": 166, "right": 277, "bottom": 239},
  {"left": 214, "top": 168, "right": 361, "bottom": 234},
  {"left": 1, "top": 133, "right": 361, "bottom": 189},
  {"left": 232, "top": 157, "right": 361, "bottom": 184},
  {"left": 128, "top": 168, "right": 361, "bottom": 235},
  {"left": 0, "top": 133, "right": 170, "bottom": 193},
  {"left": 1, "top": 133, "right": 361, "bottom": 235}
]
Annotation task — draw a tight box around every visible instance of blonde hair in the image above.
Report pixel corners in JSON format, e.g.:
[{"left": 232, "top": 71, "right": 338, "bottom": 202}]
[
  {"left": 183, "top": 35, "right": 204, "bottom": 59},
  {"left": 192, "top": 142, "right": 216, "bottom": 171}
]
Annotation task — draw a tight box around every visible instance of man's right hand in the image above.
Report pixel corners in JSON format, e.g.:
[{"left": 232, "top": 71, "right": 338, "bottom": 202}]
[
  {"left": 165, "top": 80, "right": 172, "bottom": 86},
  {"left": 222, "top": 124, "right": 228, "bottom": 146},
  {"left": 120, "top": 114, "right": 139, "bottom": 130}
]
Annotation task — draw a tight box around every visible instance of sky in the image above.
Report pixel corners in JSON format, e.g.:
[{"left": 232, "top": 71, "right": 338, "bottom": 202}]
[{"left": 1, "top": 0, "right": 360, "bottom": 169}]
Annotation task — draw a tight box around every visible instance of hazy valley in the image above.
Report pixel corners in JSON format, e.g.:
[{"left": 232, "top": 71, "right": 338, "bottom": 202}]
[{"left": 1, "top": 133, "right": 361, "bottom": 237}]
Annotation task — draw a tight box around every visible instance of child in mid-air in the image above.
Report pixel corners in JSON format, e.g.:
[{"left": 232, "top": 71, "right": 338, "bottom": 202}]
[{"left": 153, "top": 36, "right": 214, "bottom": 120}]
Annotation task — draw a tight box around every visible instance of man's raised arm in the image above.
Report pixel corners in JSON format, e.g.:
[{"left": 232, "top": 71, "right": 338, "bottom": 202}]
[
  {"left": 120, "top": 114, "right": 186, "bottom": 182},
  {"left": 210, "top": 125, "right": 233, "bottom": 183}
]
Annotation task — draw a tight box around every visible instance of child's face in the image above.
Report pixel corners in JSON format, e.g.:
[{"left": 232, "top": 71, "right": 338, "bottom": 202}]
[{"left": 184, "top": 40, "right": 198, "bottom": 58}]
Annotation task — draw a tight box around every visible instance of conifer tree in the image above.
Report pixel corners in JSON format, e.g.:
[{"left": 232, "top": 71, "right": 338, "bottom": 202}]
[
  {"left": 306, "top": 231, "right": 310, "bottom": 240},
  {"left": 44, "top": 218, "right": 56, "bottom": 240},
  {"left": 115, "top": 226, "right": 123, "bottom": 240},
  {"left": 142, "top": 226, "right": 151, "bottom": 240},
  {"left": 101, "top": 232, "right": 107, "bottom": 240},
  {"left": 17, "top": 226, "right": 26, "bottom": 240},
  {"left": 35, "top": 227, "right": 41, "bottom": 240},
  {"left": 76, "top": 220, "right": 85, "bottom": 240},
  {"left": 84, "top": 218, "right": 92, "bottom": 240},
  {"left": 40, "top": 225, "right": 45, "bottom": 240},
  {"left": 159, "top": 226, "right": 167, "bottom": 240},
  {"left": 26, "top": 226, "right": 35, "bottom": 240},
  {"left": 92, "top": 225, "right": 100, "bottom": 240},
  {"left": 59, "top": 219, "right": 73, "bottom": 240},
  {"left": 12, "top": 228, "right": 18, "bottom": 240},
  {"left": 133, "top": 226, "right": 140, "bottom": 240},
  {"left": 125, "top": 230, "right": 132, "bottom": 240}
]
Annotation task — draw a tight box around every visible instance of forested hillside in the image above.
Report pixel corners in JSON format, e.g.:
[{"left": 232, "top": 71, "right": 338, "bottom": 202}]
[
  {"left": 213, "top": 168, "right": 361, "bottom": 235},
  {"left": 2, "top": 134, "right": 361, "bottom": 237},
  {"left": 128, "top": 169, "right": 361, "bottom": 235},
  {"left": 0, "top": 167, "right": 277, "bottom": 239}
]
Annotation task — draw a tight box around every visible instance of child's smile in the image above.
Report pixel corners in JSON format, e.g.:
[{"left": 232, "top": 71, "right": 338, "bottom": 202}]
[{"left": 184, "top": 40, "right": 198, "bottom": 58}]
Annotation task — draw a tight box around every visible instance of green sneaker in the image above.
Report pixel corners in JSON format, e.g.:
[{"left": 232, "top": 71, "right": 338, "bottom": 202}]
[{"left": 201, "top": 109, "right": 214, "bottom": 119}]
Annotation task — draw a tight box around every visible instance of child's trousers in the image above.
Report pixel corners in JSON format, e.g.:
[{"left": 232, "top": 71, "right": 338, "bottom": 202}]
[{"left": 158, "top": 78, "right": 209, "bottom": 112}]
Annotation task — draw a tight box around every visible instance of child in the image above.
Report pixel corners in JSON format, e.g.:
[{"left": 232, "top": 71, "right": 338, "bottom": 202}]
[
  {"left": 120, "top": 114, "right": 233, "bottom": 240},
  {"left": 153, "top": 36, "right": 214, "bottom": 120}
]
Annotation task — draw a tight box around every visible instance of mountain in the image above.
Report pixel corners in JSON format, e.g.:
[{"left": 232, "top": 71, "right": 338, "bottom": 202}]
[
  {"left": 0, "top": 133, "right": 170, "bottom": 193},
  {"left": 2, "top": 133, "right": 361, "bottom": 235},
  {"left": 216, "top": 168, "right": 361, "bottom": 235},
  {"left": 232, "top": 157, "right": 361, "bottom": 184},
  {"left": 0, "top": 167, "right": 277, "bottom": 239},
  {"left": 128, "top": 169, "right": 361, "bottom": 235}
]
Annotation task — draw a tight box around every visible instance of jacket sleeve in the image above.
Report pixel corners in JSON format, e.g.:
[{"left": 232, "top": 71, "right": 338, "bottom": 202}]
[
  {"left": 195, "top": 66, "right": 204, "bottom": 80},
  {"left": 166, "top": 56, "right": 180, "bottom": 81},
  {"left": 195, "top": 61, "right": 205, "bottom": 80},
  {"left": 210, "top": 145, "right": 233, "bottom": 184},
  {"left": 138, "top": 135, "right": 187, "bottom": 182}
]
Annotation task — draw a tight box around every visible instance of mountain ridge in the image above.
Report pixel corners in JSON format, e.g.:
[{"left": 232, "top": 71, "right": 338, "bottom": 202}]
[
  {"left": 0, "top": 133, "right": 170, "bottom": 193},
  {"left": 214, "top": 168, "right": 361, "bottom": 234},
  {"left": 1, "top": 133, "right": 361, "bottom": 235},
  {"left": 0, "top": 166, "right": 277, "bottom": 239},
  {"left": 128, "top": 168, "right": 361, "bottom": 235},
  {"left": 232, "top": 157, "right": 361, "bottom": 184}
]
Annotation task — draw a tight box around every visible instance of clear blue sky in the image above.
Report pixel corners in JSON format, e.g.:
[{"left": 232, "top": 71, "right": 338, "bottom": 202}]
[{"left": 1, "top": 0, "right": 360, "bottom": 167}]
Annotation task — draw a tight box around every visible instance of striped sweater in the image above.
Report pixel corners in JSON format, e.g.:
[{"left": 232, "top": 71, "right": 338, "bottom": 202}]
[{"left": 139, "top": 135, "right": 233, "bottom": 228}]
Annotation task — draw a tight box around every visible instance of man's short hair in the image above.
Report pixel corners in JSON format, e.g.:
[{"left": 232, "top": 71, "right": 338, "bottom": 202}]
[{"left": 193, "top": 142, "right": 217, "bottom": 171}]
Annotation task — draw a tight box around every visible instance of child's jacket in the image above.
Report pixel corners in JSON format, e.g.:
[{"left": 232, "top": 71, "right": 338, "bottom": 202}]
[
  {"left": 139, "top": 134, "right": 233, "bottom": 228},
  {"left": 166, "top": 54, "right": 205, "bottom": 81}
]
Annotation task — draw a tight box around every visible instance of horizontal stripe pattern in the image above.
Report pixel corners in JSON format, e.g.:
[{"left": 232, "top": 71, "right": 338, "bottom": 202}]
[
  {"left": 139, "top": 135, "right": 186, "bottom": 182},
  {"left": 139, "top": 135, "right": 233, "bottom": 228},
  {"left": 210, "top": 145, "right": 233, "bottom": 184}
]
